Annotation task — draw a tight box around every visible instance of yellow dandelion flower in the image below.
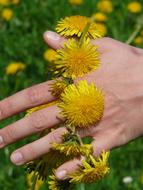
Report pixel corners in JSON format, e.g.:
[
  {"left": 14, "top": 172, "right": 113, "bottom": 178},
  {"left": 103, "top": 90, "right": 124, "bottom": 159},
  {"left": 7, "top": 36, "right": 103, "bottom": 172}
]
[
  {"left": 0, "top": 0, "right": 9, "bottom": 5},
  {"left": 92, "top": 12, "right": 107, "bottom": 22},
  {"left": 140, "top": 173, "right": 143, "bottom": 184},
  {"left": 6, "top": 62, "right": 26, "bottom": 75},
  {"left": 55, "top": 38, "right": 100, "bottom": 79},
  {"left": 127, "top": 1, "right": 142, "bottom": 13},
  {"left": 1, "top": 8, "right": 13, "bottom": 21},
  {"left": 68, "top": 0, "right": 83, "bottom": 5},
  {"left": 134, "top": 36, "right": 143, "bottom": 45},
  {"left": 59, "top": 80, "right": 104, "bottom": 128},
  {"left": 52, "top": 142, "right": 93, "bottom": 157},
  {"left": 27, "top": 172, "right": 43, "bottom": 190},
  {"left": 26, "top": 101, "right": 58, "bottom": 116},
  {"left": 11, "top": 0, "right": 20, "bottom": 4},
  {"left": 50, "top": 79, "right": 68, "bottom": 98},
  {"left": 70, "top": 151, "right": 110, "bottom": 183},
  {"left": 49, "top": 174, "right": 71, "bottom": 190},
  {"left": 56, "top": 15, "right": 102, "bottom": 39},
  {"left": 44, "top": 49, "right": 58, "bottom": 62},
  {"left": 97, "top": 0, "right": 113, "bottom": 13},
  {"left": 96, "top": 23, "right": 108, "bottom": 36},
  {"left": 26, "top": 149, "right": 71, "bottom": 182}
]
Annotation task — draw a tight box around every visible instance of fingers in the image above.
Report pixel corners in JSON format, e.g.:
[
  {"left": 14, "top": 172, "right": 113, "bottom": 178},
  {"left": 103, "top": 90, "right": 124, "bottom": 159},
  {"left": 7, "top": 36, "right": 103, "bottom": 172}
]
[
  {"left": 43, "top": 30, "right": 117, "bottom": 54},
  {"left": 0, "top": 80, "right": 56, "bottom": 120},
  {"left": 55, "top": 158, "right": 82, "bottom": 180},
  {"left": 0, "top": 104, "right": 62, "bottom": 148},
  {"left": 10, "top": 127, "right": 67, "bottom": 165}
]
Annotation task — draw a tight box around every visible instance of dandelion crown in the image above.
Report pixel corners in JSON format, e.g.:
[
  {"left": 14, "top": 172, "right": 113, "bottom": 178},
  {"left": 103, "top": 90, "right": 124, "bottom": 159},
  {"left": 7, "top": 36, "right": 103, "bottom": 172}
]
[{"left": 26, "top": 15, "right": 110, "bottom": 190}]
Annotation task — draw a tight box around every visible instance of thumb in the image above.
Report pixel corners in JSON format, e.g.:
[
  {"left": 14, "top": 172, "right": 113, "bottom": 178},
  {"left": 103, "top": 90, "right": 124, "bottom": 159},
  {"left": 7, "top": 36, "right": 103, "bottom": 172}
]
[{"left": 92, "top": 127, "right": 126, "bottom": 157}]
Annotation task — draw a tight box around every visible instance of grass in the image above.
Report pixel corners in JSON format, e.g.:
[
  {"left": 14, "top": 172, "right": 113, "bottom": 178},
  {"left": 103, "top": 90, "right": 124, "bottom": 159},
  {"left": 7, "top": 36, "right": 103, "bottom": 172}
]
[{"left": 0, "top": 0, "right": 143, "bottom": 189}]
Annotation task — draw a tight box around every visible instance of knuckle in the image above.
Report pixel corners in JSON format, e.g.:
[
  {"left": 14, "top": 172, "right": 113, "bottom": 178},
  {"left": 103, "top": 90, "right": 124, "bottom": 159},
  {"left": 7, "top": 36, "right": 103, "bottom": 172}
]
[
  {"left": 129, "top": 46, "right": 142, "bottom": 57},
  {"left": 4, "top": 127, "right": 17, "bottom": 144},
  {"left": 0, "top": 99, "right": 12, "bottom": 119},
  {"left": 114, "top": 123, "right": 127, "bottom": 146},
  {"left": 30, "top": 111, "right": 47, "bottom": 132},
  {"left": 27, "top": 86, "right": 42, "bottom": 105},
  {"left": 50, "top": 131, "right": 62, "bottom": 143},
  {"left": 22, "top": 145, "right": 37, "bottom": 161},
  {"left": 0, "top": 104, "right": 4, "bottom": 119}
]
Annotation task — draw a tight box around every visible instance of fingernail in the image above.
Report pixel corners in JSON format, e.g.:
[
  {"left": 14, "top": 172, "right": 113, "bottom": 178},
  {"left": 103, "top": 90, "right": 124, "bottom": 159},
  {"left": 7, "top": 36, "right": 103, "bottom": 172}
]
[
  {"left": 44, "top": 31, "right": 60, "bottom": 41},
  {"left": 11, "top": 152, "right": 24, "bottom": 165},
  {"left": 0, "top": 136, "right": 4, "bottom": 147},
  {"left": 56, "top": 170, "right": 67, "bottom": 180}
]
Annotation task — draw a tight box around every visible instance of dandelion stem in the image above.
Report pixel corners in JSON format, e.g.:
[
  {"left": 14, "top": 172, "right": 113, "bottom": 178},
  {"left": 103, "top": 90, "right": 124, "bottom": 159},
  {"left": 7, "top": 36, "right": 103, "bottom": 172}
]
[
  {"left": 79, "top": 22, "right": 91, "bottom": 46},
  {"left": 80, "top": 183, "right": 86, "bottom": 190},
  {"left": 126, "top": 23, "right": 142, "bottom": 45},
  {"left": 76, "top": 132, "right": 83, "bottom": 146},
  {"left": 32, "top": 173, "right": 38, "bottom": 190}
]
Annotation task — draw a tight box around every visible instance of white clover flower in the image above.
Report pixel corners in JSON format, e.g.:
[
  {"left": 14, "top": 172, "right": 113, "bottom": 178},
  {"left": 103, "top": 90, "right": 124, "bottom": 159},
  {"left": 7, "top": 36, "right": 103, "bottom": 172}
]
[{"left": 122, "top": 176, "right": 133, "bottom": 184}]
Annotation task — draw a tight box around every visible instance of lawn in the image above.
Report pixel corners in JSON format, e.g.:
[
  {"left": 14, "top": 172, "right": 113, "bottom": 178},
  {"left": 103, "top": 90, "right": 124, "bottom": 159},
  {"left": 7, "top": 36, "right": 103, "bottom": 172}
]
[{"left": 0, "top": 0, "right": 143, "bottom": 189}]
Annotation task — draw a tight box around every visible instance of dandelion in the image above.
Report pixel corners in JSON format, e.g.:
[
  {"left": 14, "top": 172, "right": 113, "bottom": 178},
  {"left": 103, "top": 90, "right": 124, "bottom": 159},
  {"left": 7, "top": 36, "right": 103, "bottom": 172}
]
[
  {"left": 44, "top": 49, "right": 58, "bottom": 62},
  {"left": 6, "top": 62, "right": 26, "bottom": 75},
  {"left": 52, "top": 143, "right": 93, "bottom": 157},
  {"left": 56, "top": 15, "right": 102, "bottom": 39},
  {"left": 0, "top": 0, "right": 9, "bottom": 5},
  {"left": 1, "top": 8, "right": 13, "bottom": 21},
  {"left": 140, "top": 173, "right": 143, "bottom": 184},
  {"left": 50, "top": 79, "right": 68, "bottom": 98},
  {"left": 26, "top": 150, "right": 71, "bottom": 182},
  {"left": 134, "top": 36, "right": 143, "bottom": 45},
  {"left": 70, "top": 151, "right": 110, "bottom": 183},
  {"left": 49, "top": 174, "right": 71, "bottom": 190},
  {"left": 127, "top": 1, "right": 142, "bottom": 13},
  {"left": 26, "top": 101, "right": 58, "bottom": 116},
  {"left": 11, "top": 0, "right": 20, "bottom": 4},
  {"left": 55, "top": 38, "right": 100, "bottom": 79},
  {"left": 96, "top": 23, "right": 108, "bottom": 36},
  {"left": 27, "top": 172, "right": 43, "bottom": 190},
  {"left": 59, "top": 80, "right": 104, "bottom": 128},
  {"left": 92, "top": 12, "right": 107, "bottom": 22},
  {"left": 68, "top": 0, "right": 83, "bottom": 6},
  {"left": 97, "top": 0, "right": 113, "bottom": 13}
]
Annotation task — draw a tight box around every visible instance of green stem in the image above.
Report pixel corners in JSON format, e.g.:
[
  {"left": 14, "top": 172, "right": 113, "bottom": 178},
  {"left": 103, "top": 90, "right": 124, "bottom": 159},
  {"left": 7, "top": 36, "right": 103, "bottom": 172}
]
[
  {"left": 32, "top": 173, "right": 38, "bottom": 190},
  {"left": 126, "top": 24, "right": 142, "bottom": 45},
  {"left": 80, "top": 183, "right": 85, "bottom": 190},
  {"left": 31, "top": 160, "right": 43, "bottom": 190},
  {"left": 79, "top": 22, "right": 91, "bottom": 46},
  {"left": 76, "top": 132, "right": 83, "bottom": 146}
]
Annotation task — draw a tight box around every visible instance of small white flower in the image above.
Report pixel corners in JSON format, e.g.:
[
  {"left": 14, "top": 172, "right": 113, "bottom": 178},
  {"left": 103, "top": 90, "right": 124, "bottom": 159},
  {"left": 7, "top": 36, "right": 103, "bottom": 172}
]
[{"left": 122, "top": 176, "right": 133, "bottom": 184}]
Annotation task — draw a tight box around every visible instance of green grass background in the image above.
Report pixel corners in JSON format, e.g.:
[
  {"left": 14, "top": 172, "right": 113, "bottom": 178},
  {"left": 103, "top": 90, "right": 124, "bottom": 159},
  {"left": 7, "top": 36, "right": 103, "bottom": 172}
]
[{"left": 0, "top": 0, "right": 143, "bottom": 189}]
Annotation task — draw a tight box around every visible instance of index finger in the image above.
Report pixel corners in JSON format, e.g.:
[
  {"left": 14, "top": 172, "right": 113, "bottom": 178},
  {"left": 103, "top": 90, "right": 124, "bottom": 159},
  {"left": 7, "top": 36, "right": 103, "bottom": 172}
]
[
  {"left": 43, "top": 31, "right": 116, "bottom": 53},
  {"left": 0, "top": 80, "right": 56, "bottom": 121}
]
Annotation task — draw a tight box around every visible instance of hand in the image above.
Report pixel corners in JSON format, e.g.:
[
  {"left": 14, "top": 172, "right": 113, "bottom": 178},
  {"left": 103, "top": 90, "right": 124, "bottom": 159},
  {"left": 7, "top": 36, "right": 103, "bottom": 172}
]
[{"left": 0, "top": 31, "right": 143, "bottom": 181}]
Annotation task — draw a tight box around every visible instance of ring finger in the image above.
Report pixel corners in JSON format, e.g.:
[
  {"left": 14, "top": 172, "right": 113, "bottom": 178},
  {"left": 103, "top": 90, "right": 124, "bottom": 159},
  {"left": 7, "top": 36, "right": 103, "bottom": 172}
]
[{"left": 10, "top": 127, "right": 67, "bottom": 165}]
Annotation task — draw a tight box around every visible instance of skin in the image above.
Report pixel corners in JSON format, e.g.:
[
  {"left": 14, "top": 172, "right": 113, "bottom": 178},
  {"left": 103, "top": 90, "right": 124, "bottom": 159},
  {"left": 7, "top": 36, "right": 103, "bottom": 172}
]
[{"left": 0, "top": 31, "right": 143, "bottom": 180}]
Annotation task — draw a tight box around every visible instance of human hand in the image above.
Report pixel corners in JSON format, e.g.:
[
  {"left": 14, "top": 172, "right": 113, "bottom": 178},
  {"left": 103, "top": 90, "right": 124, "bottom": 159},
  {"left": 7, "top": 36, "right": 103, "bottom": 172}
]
[{"left": 0, "top": 31, "right": 143, "bottom": 180}]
